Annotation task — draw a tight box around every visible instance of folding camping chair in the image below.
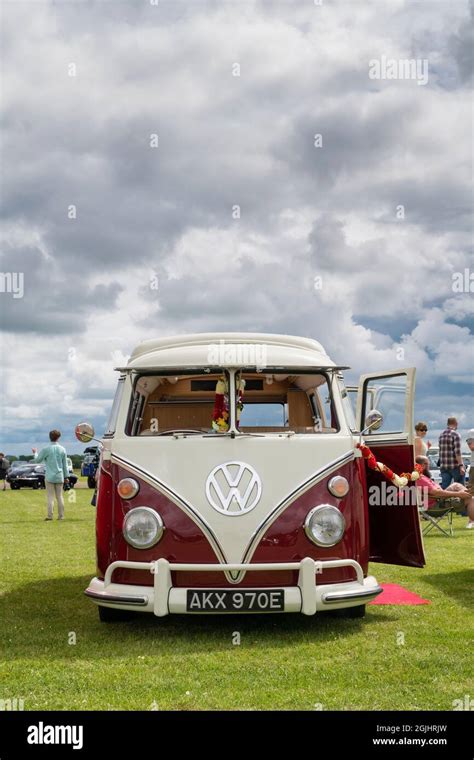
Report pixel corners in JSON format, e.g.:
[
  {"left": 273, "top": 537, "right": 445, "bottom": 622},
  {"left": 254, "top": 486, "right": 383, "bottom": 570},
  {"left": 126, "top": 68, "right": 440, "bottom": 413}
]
[{"left": 419, "top": 497, "right": 464, "bottom": 537}]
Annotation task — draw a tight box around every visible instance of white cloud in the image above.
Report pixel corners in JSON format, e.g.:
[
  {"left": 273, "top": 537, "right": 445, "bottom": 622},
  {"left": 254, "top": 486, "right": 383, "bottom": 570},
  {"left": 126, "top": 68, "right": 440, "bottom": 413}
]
[{"left": 0, "top": 0, "right": 472, "bottom": 450}]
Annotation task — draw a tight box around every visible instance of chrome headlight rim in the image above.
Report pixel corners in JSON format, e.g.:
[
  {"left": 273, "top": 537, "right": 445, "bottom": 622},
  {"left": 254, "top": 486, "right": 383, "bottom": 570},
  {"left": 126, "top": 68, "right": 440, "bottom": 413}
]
[
  {"left": 117, "top": 477, "right": 140, "bottom": 500},
  {"left": 123, "top": 506, "right": 164, "bottom": 549},
  {"left": 304, "top": 504, "right": 346, "bottom": 547},
  {"left": 327, "top": 475, "right": 350, "bottom": 499}
]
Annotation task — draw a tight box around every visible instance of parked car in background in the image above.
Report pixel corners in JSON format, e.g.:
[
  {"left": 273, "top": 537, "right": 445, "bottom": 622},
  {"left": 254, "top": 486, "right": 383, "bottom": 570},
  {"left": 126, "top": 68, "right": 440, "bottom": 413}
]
[
  {"left": 7, "top": 460, "right": 25, "bottom": 472},
  {"left": 81, "top": 445, "right": 100, "bottom": 488},
  {"left": 462, "top": 454, "right": 471, "bottom": 480},
  {"left": 7, "top": 463, "right": 45, "bottom": 490},
  {"left": 6, "top": 463, "right": 77, "bottom": 490},
  {"left": 64, "top": 469, "right": 78, "bottom": 489},
  {"left": 428, "top": 455, "right": 441, "bottom": 484}
]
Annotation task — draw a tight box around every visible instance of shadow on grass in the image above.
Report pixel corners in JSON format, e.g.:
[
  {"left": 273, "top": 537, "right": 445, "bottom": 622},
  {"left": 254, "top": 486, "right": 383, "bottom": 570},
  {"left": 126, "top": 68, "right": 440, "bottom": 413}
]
[
  {"left": 419, "top": 568, "right": 473, "bottom": 608},
  {"left": 0, "top": 575, "right": 394, "bottom": 660}
]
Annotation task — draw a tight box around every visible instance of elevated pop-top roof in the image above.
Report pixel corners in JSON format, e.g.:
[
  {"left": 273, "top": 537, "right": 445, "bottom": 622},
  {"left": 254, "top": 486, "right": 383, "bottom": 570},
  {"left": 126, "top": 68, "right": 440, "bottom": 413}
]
[{"left": 120, "top": 333, "right": 341, "bottom": 371}]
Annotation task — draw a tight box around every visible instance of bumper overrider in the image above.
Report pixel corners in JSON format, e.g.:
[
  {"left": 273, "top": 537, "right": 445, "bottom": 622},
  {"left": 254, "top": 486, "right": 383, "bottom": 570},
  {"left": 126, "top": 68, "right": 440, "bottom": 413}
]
[{"left": 85, "top": 557, "right": 383, "bottom": 615}]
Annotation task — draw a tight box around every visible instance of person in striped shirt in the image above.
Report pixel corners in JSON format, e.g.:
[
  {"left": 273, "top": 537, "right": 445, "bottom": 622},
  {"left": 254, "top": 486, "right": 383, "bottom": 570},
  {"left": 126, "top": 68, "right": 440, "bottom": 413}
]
[{"left": 438, "top": 417, "right": 465, "bottom": 489}]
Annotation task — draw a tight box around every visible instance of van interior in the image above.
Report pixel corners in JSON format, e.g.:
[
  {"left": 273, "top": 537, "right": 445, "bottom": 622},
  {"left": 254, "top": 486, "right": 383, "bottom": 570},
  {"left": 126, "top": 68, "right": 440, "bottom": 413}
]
[{"left": 127, "top": 372, "right": 338, "bottom": 436}]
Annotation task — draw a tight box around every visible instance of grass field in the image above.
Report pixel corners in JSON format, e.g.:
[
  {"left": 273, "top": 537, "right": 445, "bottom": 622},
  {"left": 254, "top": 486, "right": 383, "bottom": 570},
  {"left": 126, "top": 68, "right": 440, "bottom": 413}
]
[{"left": 0, "top": 481, "right": 472, "bottom": 711}]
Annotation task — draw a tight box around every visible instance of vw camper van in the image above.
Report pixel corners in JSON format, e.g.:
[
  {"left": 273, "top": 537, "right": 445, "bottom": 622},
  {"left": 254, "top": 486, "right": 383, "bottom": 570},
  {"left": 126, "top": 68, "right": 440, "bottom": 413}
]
[{"left": 77, "top": 333, "right": 425, "bottom": 621}]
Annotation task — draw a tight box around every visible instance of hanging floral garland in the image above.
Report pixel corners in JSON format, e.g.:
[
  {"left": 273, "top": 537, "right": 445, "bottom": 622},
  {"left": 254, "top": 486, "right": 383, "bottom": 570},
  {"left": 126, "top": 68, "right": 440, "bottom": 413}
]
[
  {"left": 212, "top": 376, "right": 230, "bottom": 432},
  {"left": 212, "top": 375, "right": 246, "bottom": 433},
  {"left": 357, "top": 442, "right": 423, "bottom": 488}
]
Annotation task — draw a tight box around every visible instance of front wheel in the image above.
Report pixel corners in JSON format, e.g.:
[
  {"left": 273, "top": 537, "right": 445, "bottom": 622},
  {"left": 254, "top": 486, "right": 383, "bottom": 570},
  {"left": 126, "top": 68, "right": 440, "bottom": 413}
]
[{"left": 98, "top": 606, "right": 136, "bottom": 623}]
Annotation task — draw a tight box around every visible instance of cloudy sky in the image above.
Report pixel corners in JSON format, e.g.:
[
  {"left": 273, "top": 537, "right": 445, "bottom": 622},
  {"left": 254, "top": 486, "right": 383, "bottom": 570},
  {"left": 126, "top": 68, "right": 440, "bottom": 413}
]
[{"left": 0, "top": 0, "right": 473, "bottom": 455}]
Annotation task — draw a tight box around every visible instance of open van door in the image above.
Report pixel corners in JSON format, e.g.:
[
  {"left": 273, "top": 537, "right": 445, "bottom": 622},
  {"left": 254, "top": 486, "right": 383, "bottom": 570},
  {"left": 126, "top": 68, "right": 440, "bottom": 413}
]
[{"left": 356, "top": 369, "right": 425, "bottom": 568}]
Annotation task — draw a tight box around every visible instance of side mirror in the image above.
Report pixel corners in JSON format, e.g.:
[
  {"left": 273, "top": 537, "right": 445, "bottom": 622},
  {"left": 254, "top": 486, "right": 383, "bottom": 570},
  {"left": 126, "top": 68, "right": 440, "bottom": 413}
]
[
  {"left": 75, "top": 422, "right": 96, "bottom": 443},
  {"left": 362, "top": 409, "right": 384, "bottom": 434}
]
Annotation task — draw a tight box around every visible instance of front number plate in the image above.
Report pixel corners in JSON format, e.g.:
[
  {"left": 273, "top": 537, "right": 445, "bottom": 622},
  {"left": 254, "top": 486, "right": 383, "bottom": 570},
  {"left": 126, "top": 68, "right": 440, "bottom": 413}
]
[{"left": 186, "top": 589, "right": 284, "bottom": 612}]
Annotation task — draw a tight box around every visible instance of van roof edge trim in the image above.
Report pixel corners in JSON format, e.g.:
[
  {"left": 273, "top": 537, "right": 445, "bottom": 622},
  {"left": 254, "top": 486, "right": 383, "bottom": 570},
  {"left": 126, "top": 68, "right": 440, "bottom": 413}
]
[{"left": 113, "top": 365, "right": 351, "bottom": 373}]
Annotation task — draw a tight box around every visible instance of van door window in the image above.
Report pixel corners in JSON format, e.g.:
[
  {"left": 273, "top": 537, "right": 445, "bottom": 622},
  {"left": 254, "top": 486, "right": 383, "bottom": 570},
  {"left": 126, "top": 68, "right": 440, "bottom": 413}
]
[{"left": 363, "top": 374, "right": 407, "bottom": 435}]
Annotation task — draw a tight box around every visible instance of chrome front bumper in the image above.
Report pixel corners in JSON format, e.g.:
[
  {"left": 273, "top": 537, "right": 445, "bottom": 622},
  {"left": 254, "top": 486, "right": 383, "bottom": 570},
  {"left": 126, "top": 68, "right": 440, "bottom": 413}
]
[{"left": 85, "top": 557, "right": 383, "bottom": 615}]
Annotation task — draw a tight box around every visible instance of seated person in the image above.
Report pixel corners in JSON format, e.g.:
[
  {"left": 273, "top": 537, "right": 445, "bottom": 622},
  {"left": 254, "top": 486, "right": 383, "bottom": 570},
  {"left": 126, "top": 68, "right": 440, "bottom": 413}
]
[
  {"left": 467, "top": 429, "right": 474, "bottom": 497},
  {"left": 416, "top": 456, "right": 474, "bottom": 529}
]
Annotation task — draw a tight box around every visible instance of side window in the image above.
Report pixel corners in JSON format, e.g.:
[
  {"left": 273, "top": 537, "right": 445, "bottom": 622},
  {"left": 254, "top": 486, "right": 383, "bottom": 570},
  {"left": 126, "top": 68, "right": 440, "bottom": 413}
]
[
  {"left": 104, "top": 376, "right": 125, "bottom": 437},
  {"left": 363, "top": 374, "right": 407, "bottom": 435}
]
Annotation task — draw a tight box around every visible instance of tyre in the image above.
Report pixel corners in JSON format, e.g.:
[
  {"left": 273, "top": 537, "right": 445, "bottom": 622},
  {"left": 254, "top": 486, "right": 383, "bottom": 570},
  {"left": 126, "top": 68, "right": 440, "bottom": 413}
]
[
  {"left": 98, "top": 605, "right": 136, "bottom": 623},
  {"left": 11, "top": 483, "right": 20, "bottom": 490},
  {"left": 32, "top": 483, "right": 39, "bottom": 490},
  {"left": 87, "top": 476, "right": 96, "bottom": 489}
]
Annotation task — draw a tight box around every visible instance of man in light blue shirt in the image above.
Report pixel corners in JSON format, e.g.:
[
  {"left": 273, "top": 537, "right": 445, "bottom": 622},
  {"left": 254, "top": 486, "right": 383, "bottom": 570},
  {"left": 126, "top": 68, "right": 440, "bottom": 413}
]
[{"left": 32, "top": 430, "right": 69, "bottom": 520}]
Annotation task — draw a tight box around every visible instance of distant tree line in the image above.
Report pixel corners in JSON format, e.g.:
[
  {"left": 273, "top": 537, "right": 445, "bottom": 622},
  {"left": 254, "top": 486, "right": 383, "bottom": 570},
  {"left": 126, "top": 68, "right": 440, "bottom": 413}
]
[{"left": 5, "top": 454, "right": 85, "bottom": 469}]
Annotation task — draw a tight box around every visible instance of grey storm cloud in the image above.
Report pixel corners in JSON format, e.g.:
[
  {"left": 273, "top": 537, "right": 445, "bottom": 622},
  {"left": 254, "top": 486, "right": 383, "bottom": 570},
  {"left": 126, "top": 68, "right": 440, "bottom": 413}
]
[
  {"left": 2, "top": 1, "right": 471, "bottom": 273},
  {"left": 0, "top": 245, "right": 123, "bottom": 334},
  {"left": 0, "top": 0, "right": 472, "bottom": 449},
  {"left": 448, "top": 0, "right": 474, "bottom": 83}
]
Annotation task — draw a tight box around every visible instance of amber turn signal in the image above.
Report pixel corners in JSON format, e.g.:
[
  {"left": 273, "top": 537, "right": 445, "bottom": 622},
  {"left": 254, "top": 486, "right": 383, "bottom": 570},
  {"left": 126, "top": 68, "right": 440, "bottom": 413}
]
[
  {"left": 327, "top": 475, "right": 349, "bottom": 498},
  {"left": 117, "top": 477, "right": 139, "bottom": 500}
]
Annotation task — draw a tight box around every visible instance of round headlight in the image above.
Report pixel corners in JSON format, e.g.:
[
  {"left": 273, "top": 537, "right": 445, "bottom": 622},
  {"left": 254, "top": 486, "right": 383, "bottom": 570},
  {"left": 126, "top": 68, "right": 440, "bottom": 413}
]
[
  {"left": 327, "top": 475, "right": 349, "bottom": 498},
  {"left": 304, "top": 504, "right": 345, "bottom": 547},
  {"left": 123, "top": 507, "right": 164, "bottom": 549},
  {"left": 117, "top": 477, "right": 140, "bottom": 500}
]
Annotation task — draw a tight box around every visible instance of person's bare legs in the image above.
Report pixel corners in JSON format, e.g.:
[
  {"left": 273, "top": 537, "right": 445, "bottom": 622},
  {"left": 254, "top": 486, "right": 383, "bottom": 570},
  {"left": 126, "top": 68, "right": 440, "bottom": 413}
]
[
  {"left": 468, "top": 472, "right": 474, "bottom": 526},
  {"left": 446, "top": 483, "right": 474, "bottom": 527},
  {"left": 465, "top": 497, "right": 474, "bottom": 527}
]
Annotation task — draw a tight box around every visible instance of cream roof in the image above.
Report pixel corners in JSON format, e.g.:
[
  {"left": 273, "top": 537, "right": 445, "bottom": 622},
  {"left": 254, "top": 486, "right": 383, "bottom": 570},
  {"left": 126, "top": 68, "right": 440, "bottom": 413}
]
[{"left": 119, "top": 333, "right": 339, "bottom": 371}]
